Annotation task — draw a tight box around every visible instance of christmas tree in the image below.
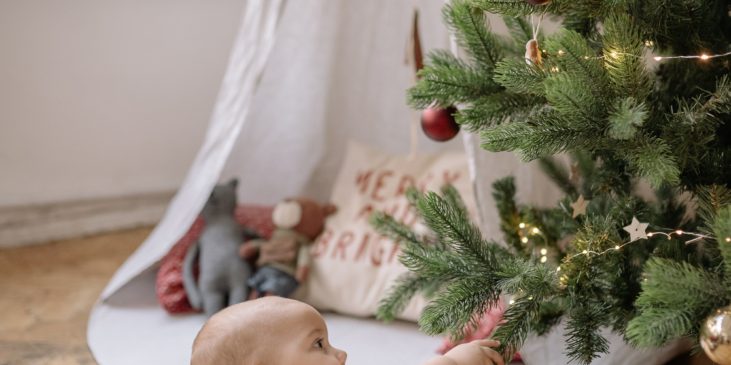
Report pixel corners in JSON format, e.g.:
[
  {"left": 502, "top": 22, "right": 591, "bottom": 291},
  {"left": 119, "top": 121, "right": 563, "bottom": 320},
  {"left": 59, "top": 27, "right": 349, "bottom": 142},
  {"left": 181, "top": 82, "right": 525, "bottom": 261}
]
[{"left": 371, "top": 0, "right": 731, "bottom": 363}]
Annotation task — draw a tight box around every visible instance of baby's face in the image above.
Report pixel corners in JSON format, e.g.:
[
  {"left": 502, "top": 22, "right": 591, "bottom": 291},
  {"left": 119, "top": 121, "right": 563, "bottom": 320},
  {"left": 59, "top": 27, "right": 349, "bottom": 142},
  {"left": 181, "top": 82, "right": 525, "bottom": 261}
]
[{"left": 273, "top": 303, "right": 347, "bottom": 365}]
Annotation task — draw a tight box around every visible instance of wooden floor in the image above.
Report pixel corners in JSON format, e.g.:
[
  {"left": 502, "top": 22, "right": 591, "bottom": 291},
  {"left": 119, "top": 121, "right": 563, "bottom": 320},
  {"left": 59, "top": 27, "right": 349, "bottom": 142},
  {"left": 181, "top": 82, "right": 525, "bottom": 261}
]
[
  {"left": 0, "top": 228, "right": 150, "bottom": 365},
  {"left": 0, "top": 227, "right": 716, "bottom": 365}
]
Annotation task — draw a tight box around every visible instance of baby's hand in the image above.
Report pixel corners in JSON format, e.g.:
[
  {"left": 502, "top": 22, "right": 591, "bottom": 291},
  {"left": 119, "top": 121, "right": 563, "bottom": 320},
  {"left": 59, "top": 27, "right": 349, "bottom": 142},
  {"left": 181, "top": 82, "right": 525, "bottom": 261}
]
[{"left": 442, "top": 339, "right": 504, "bottom": 365}]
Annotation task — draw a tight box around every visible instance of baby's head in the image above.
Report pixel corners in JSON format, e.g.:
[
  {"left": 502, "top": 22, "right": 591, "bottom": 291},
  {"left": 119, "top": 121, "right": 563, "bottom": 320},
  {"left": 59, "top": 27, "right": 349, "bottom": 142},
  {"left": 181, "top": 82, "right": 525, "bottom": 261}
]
[{"left": 191, "top": 297, "right": 347, "bottom": 365}]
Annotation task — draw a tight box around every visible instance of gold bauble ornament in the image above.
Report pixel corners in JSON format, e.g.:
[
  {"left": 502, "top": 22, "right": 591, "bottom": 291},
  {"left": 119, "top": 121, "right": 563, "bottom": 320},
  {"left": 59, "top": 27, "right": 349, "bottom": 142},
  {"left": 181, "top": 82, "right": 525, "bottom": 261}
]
[{"left": 700, "top": 304, "right": 731, "bottom": 365}]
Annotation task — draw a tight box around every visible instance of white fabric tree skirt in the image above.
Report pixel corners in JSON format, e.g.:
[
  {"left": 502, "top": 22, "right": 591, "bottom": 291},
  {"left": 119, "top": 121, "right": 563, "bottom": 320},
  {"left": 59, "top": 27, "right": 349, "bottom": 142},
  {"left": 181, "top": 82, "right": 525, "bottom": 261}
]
[
  {"left": 87, "top": 267, "right": 443, "bottom": 365},
  {"left": 88, "top": 267, "right": 687, "bottom": 365}
]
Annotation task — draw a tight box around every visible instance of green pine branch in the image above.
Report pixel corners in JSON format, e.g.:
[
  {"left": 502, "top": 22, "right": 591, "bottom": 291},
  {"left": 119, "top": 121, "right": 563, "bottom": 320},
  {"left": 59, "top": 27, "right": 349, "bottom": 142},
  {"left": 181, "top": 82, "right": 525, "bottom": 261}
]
[
  {"left": 416, "top": 191, "right": 506, "bottom": 265},
  {"left": 481, "top": 110, "right": 598, "bottom": 161},
  {"left": 627, "top": 258, "right": 728, "bottom": 346},
  {"left": 564, "top": 303, "right": 610, "bottom": 364},
  {"left": 493, "top": 59, "right": 549, "bottom": 96},
  {"left": 712, "top": 206, "right": 731, "bottom": 288},
  {"left": 444, "top": 0, "right": 503, "bottom": 70},
  {"left": 409, "top": 50, "right": 501, "bottom": 109},
  {"left": 491, "top": 177, "right": 525, "bottom": 253},
  {"left": 469, "top": 0, "right": 564, "bottom": 17},
  {"left": 602, "top": 13, "right": 653, "bottom": 100},
  {"left": 606, "top": 97, "right": 648, "bottom": 140},
  {"left": 419, "top": 276, "right": 501, "bottom": 338},
  {"left": 457, "top": 92, "right": 544, "bottom": 131},
  {"left": 492, "top": 296, "right": 542, "bottom": 362},
  {"left": 696, "top": 185, "right": 731, "bottom": 227},
  {"left": 377, "top": 273, "right": 440, "bottom": 322},
  {"left": 624, "top": 135, "right": 681, "bottom": 187},
  {"left": 370, "top": 211, "right": 421, "bottom": 246}
]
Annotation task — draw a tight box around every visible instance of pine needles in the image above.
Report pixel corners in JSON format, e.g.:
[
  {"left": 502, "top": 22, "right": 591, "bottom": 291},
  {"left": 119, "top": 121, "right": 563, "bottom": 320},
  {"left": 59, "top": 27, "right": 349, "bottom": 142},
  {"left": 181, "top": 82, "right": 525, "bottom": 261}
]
[{"left": 387, "top": 0, "right": 731, "bottom": 362}]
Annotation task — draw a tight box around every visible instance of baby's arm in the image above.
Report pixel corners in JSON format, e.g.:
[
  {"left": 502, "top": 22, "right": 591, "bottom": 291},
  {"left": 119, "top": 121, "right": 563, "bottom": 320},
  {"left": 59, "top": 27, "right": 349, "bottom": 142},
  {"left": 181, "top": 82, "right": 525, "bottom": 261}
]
[{"left": 422, "top": 340, "right": 504, "bottom": 365}]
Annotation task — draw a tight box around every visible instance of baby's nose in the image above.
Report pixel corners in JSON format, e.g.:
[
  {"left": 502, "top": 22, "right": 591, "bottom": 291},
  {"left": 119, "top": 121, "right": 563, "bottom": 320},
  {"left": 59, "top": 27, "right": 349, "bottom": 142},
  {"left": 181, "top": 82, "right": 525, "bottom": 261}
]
[{"left": 334, "top": 347, "right": 347, "bottom": 364}]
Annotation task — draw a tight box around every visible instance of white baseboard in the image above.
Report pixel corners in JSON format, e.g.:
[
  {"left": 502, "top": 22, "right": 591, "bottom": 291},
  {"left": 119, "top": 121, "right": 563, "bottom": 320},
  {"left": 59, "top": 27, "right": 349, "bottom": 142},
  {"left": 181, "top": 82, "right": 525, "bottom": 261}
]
[{"left": 0, "top": 191, "right": 175, "bottom": 248}]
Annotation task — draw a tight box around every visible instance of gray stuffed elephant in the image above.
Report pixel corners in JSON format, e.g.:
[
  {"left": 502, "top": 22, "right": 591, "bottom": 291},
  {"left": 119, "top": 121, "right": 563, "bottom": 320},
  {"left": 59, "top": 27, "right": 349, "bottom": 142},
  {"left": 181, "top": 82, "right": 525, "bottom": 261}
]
[{"left": 182, "top": 178, "right": 255, "bottom": 317}]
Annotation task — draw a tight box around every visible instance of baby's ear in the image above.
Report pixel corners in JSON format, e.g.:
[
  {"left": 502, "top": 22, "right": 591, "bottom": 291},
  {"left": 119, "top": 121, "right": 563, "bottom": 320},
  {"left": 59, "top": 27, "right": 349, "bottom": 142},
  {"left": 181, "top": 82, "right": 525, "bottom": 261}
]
[{"left": 323, "top": 204, "right": 337, "bottom": 216}]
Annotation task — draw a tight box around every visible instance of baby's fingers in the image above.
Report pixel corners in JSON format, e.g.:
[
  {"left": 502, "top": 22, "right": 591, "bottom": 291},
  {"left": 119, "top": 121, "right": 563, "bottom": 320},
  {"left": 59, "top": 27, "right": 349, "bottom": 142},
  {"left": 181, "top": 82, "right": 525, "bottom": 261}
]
[
  {"left": 479, "top": 347, "right": 505, "bottom": 365},
  {"left": 474, "top": 339, "right": 500, "bottom": 348}
]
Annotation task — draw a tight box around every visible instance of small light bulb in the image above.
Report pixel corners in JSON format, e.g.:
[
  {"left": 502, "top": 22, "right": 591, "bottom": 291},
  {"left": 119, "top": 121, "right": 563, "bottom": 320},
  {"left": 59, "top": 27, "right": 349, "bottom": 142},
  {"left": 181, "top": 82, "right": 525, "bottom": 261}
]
[
  {"left": 521, "top": 237, "right": 529, "bottom": 244},
  {"left": 519, "top": 222, "right": 526, "bottom": 229},
  {"left": 556, "top": 266, "right": 561, "bottom": 272},
  {"left": 647, "top": 232, "right": 654, "bottom": 237},
  {"left": 540, "top": 248, "right": 548, "bottom": 255},
  {"left": 540, "top": 256, "right": 548, "bottom": 263},
  {"left": 528, "top": 296, "right": 534, "bottom": 300},
  {"left": 610, "top": 51, "right": 618, "bottom": 58},
  {"left": 582, "top": 249, "right": 588, "bottom": 254},
  {"left": 653, "top": 56, "right": 662, "bottom": 61},
  {"left": 700, "top": 54, "right": 710, "bottom": 60},
  {"left": 583, "top": 56, "right": 590, "bottom": 60},
  {"left": 558, "top": 50, "right": 565, "bottom": 56},
  {"left": 725, "top": 237, "right": 731, "bottom": 243},
  {"left": 509, "top": 299, "right": 515, "bottom": 305},
  {"left": 675, "top": 230, "right": 683, "bottom": 235},
  {"left": 532, "top": 227, "right": 541, "bottom": 234},
  {"left": 614, "top": 245, "right": 621, "bottom": 250}
]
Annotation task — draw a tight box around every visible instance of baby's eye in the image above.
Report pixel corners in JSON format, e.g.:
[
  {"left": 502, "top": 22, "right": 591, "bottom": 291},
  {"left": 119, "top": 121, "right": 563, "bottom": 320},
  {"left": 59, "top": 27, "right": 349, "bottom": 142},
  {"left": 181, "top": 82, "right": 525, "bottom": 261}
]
[{"left": 314, "top": 338, "right": 325, "bottom": 350}]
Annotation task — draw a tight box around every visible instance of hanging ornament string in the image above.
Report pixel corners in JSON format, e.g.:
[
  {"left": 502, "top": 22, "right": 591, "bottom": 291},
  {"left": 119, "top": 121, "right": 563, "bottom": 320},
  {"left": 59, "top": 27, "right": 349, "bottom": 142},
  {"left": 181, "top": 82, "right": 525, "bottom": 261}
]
[
  {"left": 411, "top": 4, "right": 460, "bottom": 143},
  {"left": 525, "top": 13, "right": 545, "bottom": 66},
  {"left": 406, "top": 6, "right": 423, "bottom": 159}
]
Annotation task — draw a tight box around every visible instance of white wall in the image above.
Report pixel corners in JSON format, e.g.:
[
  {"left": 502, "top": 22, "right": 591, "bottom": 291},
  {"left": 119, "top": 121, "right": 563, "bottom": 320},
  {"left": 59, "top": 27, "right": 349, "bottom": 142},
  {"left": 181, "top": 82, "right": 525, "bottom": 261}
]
[{"left": 0, "top": 0, "right": 244, "bottom": 207}]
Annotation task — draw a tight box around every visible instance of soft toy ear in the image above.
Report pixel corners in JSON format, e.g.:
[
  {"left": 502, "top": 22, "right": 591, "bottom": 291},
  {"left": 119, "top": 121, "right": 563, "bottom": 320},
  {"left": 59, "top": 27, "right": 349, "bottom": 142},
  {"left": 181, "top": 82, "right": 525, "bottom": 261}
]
[
  {"left": 228, "top": 178, "right": 239, "bottom": 189},
  {"left": 323, "top": 203, "right": 337, "bottom": 216}
]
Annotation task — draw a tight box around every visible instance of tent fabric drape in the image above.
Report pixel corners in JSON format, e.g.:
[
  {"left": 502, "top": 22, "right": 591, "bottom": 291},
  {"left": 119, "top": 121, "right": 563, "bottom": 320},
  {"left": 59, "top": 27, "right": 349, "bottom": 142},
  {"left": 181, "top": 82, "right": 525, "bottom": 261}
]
[
  {"left": 100, "top": 0, "right": 480, "bottom": 301},
  {"left": 100, "top": 0, "right": 285, "bottom": 299}
]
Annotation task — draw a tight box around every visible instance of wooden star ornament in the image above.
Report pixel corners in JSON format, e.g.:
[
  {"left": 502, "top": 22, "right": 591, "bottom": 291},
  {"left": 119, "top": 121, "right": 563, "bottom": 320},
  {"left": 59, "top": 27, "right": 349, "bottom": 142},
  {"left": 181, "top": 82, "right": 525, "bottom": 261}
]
[
  {"left": 571, "top": 195, "right": 588, "bottom": 218},
  {"left": 623, "top": 216, "right": 649, "bottom": 242}
]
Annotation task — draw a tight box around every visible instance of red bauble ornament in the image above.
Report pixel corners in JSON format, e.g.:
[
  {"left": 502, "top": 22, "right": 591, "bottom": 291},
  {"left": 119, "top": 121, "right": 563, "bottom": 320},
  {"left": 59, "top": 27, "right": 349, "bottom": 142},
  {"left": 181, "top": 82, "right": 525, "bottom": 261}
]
[
  {"left": 421, "top": 106, "right": 460, "bottom": 142},
  {"left": 526, "top": 0, "right": 551, "bottom": 4}
]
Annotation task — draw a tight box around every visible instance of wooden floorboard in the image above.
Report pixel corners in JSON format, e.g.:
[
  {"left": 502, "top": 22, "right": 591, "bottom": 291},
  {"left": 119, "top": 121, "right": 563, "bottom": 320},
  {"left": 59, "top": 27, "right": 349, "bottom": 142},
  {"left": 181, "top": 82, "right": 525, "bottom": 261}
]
[{"left": 0, "top": 228, "right": 150, "bottom": 365}]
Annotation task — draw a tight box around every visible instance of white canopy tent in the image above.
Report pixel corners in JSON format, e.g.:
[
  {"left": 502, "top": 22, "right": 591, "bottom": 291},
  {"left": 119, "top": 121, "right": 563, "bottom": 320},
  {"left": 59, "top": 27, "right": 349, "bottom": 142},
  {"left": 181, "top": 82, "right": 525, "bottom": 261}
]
[{"left": 87, "top": 1, "right": 683, "bottom": 364}]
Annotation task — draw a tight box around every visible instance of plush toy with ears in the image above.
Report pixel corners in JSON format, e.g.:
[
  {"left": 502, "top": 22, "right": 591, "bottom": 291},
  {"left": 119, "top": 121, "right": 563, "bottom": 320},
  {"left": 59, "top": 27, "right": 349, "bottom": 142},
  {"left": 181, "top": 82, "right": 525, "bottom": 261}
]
[
  {"left": 240, "top": 198, "right": 337, "bottom": 298},
  {"left": 182, "top": 179, "right": 257, "bottom": 317}
]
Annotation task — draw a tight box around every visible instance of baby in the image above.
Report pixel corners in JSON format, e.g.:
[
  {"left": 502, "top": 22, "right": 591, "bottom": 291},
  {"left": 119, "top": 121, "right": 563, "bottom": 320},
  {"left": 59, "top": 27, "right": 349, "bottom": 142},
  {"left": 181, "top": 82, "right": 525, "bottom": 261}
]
[{"left": 191, "top": 297, "right": 505, "bottom": 365}]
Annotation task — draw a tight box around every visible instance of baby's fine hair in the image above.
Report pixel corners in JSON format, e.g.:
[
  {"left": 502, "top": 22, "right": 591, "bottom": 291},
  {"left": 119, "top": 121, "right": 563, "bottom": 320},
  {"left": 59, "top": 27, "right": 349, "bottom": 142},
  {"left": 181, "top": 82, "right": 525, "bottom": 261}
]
[
  {"left": 190, "top": 297, "right": 304, "bottom": 365},
  {"left": 191, "top": 312, "right": 249, "bottom": 364}
]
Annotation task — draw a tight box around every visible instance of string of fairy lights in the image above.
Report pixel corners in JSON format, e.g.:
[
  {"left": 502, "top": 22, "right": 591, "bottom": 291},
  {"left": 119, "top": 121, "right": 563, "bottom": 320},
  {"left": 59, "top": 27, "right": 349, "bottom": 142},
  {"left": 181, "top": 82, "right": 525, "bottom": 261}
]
[
  {"left": 536, "top": 47, "right": 731, "bottom": 73},
  {"left": 515, "top": 218, "right": 724, "bottom": 273},
  {"left": 509, "top": 218, "right": 726, "bottom": 296},
  {"left": 526, "top": 14, "right": 731, "bottom": 69}
]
